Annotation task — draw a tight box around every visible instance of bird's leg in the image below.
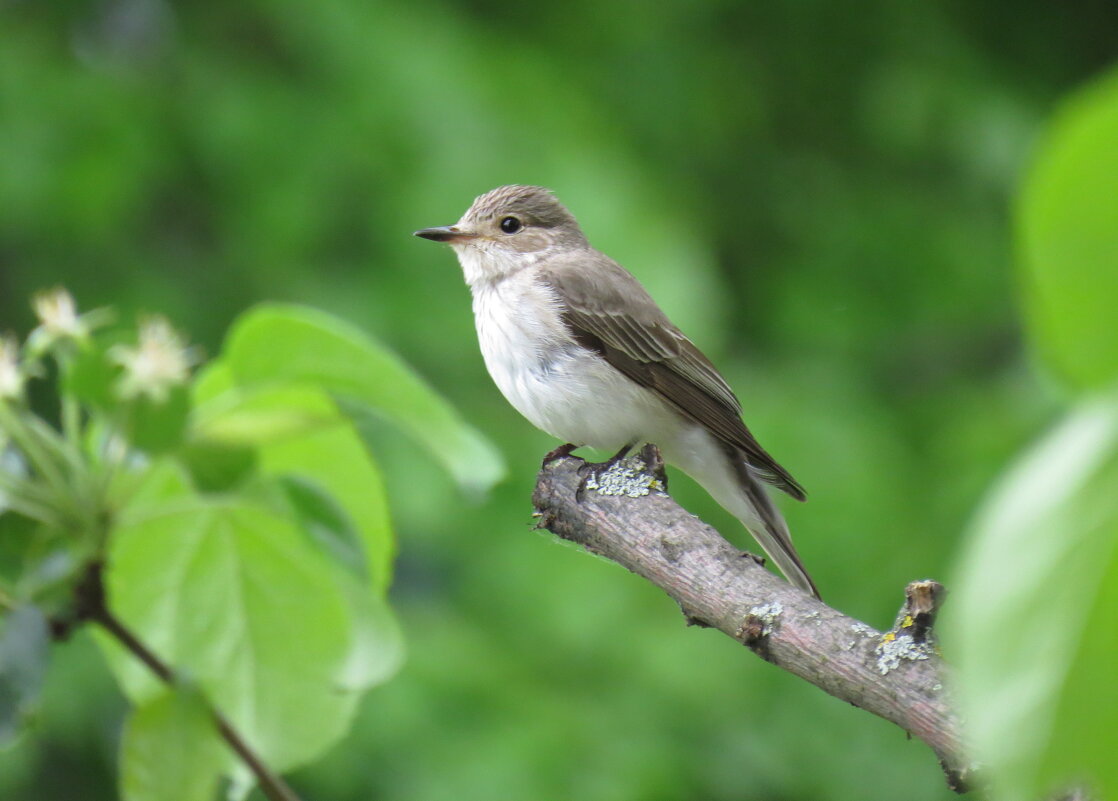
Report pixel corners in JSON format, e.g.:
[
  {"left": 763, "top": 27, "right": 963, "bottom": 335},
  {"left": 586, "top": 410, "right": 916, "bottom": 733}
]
[
  {"left": 542, "top": 442, "right": 581, "bottom": 468},
  {"left": 575, "top": 440, "right": 638, "bottom": 501},
  {"left": 637, "top": 443, "right": 669, "bottom": 489}
]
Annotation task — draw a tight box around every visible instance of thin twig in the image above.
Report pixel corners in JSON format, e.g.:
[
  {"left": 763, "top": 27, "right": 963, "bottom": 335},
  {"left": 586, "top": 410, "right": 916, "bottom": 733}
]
[{"left": 73, "top": 562, "right": 303, "bottom": 801}]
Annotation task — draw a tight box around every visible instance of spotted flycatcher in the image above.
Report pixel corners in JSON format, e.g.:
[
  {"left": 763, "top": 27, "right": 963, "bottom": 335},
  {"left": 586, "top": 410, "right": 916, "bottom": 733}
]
[{"left": 416, "top": 185, "right": 818, "bottom": 597}]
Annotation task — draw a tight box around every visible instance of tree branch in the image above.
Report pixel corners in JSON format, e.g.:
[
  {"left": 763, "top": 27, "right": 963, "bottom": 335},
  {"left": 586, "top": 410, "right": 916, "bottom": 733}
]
[
  {"left": 532, "top": 448, "right": 971, "bottom": 793},
  {"left": 68, "top": 561, "right": 304, "bottom": 801}
]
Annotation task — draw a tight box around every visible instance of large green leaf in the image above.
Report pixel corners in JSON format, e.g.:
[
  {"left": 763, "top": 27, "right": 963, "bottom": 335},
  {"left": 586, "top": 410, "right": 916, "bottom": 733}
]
[
  {"left": 192, "top": 368, "right": 395, "bottom": 592},
  {"left": 103, "top": 480, "right": 361, "bottom": 772},
  {"left": 278, "top": 475, "right": 369, "bottom": 581},
  {"left": 1018, "top": 68, "right": 1118, "bottom": 390},
  {"left": 334, "top": 576, "right": 405, "bottom": 692},
  {"left": 119, "top": 688, "right": 227, "bottom": 801},
  {"left": 191, "top": 363, "right": 339, "bottom": 446},
  {"left": 948, "top": 392, "right": 1118, "bottom": 801},
  {"left": 260, "top": 419, "right": 395, "bottom": 594},
  {"left": 223, "top": 303, "right": 504, "bottom": 495}
]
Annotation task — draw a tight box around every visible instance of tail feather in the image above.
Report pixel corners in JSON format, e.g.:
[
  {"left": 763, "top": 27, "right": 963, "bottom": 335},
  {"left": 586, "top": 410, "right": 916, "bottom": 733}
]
[
  {"left": 665, "top": 430, "right": 820, "bottom": 598},
  {"left": 736, "top": 464, "right": 820, "bottom": 599}
]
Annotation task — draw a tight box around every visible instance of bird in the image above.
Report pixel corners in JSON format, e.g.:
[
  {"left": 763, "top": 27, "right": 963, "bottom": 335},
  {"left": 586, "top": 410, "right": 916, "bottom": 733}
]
[{"left": 415, "top": 185, "right": 818, "bottom": 598}]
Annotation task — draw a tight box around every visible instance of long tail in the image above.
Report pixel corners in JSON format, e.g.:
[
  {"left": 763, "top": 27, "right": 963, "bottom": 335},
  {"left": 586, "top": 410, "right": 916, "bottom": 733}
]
[
  {"left": 666, "top": 434, "right": 820, "bottom": 598},
  {"left": 733, "top": 457, "right": 820, "bottom": 599}
]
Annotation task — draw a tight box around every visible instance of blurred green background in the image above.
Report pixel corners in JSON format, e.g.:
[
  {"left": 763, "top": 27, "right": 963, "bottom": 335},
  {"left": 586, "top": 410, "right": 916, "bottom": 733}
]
[{"left": 1, "top": 1, "right": 1113, "bottom": 799}]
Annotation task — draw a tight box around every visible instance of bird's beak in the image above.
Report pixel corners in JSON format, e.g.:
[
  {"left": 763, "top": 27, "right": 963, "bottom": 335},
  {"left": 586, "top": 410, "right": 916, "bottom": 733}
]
[{"left": 414, "top": 226, "right": 478, "bottom": 243}]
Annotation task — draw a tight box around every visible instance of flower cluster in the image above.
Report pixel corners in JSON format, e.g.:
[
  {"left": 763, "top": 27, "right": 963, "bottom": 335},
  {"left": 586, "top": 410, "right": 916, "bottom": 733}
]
[{"left": 5, "top": 288, "right": 197, "bottom": 404}]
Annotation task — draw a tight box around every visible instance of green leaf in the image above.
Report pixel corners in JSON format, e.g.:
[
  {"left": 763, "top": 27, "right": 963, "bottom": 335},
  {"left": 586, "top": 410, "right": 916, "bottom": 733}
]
[
  {"left": 948, "top": 391, "right": 1118, "bottom": 801},
  {"left": 223, "top": 303, "right": 504, "bottom": 495},
  {"left": 255, "top": 402, "right": 395, "bottom": 593},
  {"left": 191, "top": 365, "right": 338, "bottom": 446},
  {"left": 335, "top": 578, "right": 405, "bottom": 692},
  {"left": 278, "top": 474, "right": 368, "bottom": 582},
  {"left": 119, "top": 688, "right": 227, "bottom": 801},
  {"left": 179, "top": 438, "right": 257, "bottom": 493},
  {"left": 111, "top": 456, "right": 195, "bottom": 511},
  {"left": 103, "top": 487, "right": 361, "bottom": 772},
  {"left": 64, "top": 344, "right": 118, "bottom": 411},
  {"left": 0, "top": 604, "right": 50, "bottom": 746},
  {"left": 1018, "top": 68, "right": 1118, "bottom": 390},
  {"left": 125, "top": 385, "right": 192, "bottom": 454},
  {"left": 192, "top": 374, "right": 395, "bottom": 591},
  {"left": 1038, "top": 554, "right": 1118, "bottom": 800}
]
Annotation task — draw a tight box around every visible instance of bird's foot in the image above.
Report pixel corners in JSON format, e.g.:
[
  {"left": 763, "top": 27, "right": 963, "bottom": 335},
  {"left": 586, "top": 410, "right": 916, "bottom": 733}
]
[
  {"left": 541, "top": 442, "right": 580, "bottom": 468},
  {"left": 636, "top": 443, "right": 668, "bottom": 487}
]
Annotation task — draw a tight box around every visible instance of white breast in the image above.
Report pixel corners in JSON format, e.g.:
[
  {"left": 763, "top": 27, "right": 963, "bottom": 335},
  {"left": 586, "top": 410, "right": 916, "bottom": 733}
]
[{"left": 468, "top": 270, "right": 681, "bottom": 450}]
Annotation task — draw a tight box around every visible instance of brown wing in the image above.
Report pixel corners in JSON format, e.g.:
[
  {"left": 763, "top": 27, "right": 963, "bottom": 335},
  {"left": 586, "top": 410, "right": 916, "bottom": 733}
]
[{"left": 539, "top": 254, "right": 806, "bottom": 500}]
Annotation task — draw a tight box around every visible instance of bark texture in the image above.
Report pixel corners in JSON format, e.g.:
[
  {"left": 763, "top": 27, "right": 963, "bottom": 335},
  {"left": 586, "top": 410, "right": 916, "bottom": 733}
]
[{"left": 532, "top": 448, "right": 971, "bottom": 792}]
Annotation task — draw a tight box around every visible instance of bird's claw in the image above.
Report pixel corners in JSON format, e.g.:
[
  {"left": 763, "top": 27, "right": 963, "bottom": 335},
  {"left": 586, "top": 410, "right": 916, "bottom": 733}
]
[
  {"left": 636, "top": 443, "right": 668, "bottom": 486},
  {"left": 574, "top": 462, "right": 601, "bottom": 502},
  {"left": 541, "top": 442, "right": 580, "bottom": 468}
]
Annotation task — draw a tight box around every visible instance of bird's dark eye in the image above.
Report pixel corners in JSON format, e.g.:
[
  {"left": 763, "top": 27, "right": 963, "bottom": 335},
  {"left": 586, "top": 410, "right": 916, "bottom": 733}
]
[{"left": 499, "top": 216, "right": 522, "bottom": 234}]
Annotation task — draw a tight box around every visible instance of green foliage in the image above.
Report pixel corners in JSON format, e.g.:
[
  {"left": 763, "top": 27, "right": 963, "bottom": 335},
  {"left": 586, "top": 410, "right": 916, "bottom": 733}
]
[
  {"left": 1018, "top": 70, "right": 1118, "bottom": 390},
  {"left": 104, "top": 487, "right": 363, "bottom": 771},
  {"left": 2, "top": 2, "right": 1113, "bottom": 800},
  {"left": 949, "top": 68, "right": 1118, "bottom": 801},
  {"left": 223, "top": 305, "right": 505, "bottom": 497},
  {"left": 120, "top": 688, "right": 226, "bottom": 801},
  {"left": 0, "top": 296, "right": 499, "bottom": 798},
  {"left": 950, "top": 395, "right": 1118, "bottom": 801}
]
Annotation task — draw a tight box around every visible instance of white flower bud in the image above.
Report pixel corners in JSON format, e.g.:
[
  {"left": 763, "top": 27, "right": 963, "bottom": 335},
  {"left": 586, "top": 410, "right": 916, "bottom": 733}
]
[
  {"left": 111, "top": 317, "right": 199, "bottom": 403},
  {"left": 33, "top": 288, "right": 84, "bottom": 341}
]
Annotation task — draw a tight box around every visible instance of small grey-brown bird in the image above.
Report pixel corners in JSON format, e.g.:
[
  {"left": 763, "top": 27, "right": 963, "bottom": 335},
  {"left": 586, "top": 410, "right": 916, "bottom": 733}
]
[{"left": 416, "top": 185, "right": 817, "bottom": 598}]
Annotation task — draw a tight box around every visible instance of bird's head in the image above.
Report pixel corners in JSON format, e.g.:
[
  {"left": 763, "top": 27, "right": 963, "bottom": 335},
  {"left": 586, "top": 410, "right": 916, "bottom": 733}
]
[{"left": 415, "top": 185, "right": 588, "bottom": 284}]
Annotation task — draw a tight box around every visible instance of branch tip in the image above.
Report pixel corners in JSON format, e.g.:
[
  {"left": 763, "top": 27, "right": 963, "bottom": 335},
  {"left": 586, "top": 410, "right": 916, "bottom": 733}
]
[{"left": 895, "top": 579, "right": 947, "bottom": 645}]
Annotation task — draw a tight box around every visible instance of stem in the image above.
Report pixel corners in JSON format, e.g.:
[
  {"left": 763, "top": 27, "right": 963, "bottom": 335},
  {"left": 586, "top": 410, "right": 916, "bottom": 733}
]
[
  {"left": 0, "top": 470, "right": 59, "bottom": 505},
  {"left": 58, "top": 352, "right": 81, "bottom": 449},
  {"left": 95, "top": 425, "right": 123, "bottom": 499},
  {"left": 0, "top": 495, "right": 66, "bottom": 528},
  {"left": 0, "top": 467, "right": 70, "bottom": 527},
  {"left": 0, "top": 407, "right": 92, "bottom": 532},
  {"left": 56, "top": 351, "right": 100, "bottom": 511},
  {"left": 75, "top": 563, "right": 303, "bottom": 801},
  {"left": 0, "top": 406, "right": 71, "bottom": 502},
  {"left": 24, "top": 415, "right": 91, "bottom": 508},
  {"left": 63, "top": 397, "right": 80, "bottom": 447}
]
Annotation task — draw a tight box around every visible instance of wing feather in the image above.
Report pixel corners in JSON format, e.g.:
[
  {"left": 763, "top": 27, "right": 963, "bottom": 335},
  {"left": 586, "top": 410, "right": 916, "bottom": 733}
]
[{"left": 538, "top": 255, "right": 805, "bottom": 500}]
